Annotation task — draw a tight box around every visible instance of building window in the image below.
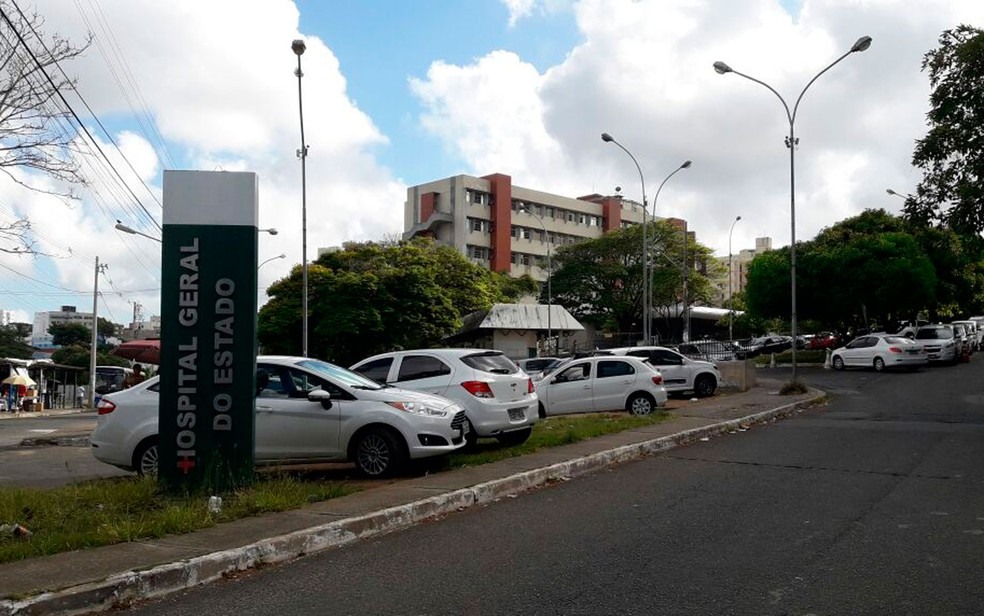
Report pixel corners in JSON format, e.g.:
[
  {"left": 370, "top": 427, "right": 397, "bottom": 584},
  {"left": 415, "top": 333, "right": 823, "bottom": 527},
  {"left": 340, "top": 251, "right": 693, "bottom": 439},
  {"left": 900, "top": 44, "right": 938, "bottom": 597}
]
[
  {"left": 520, "top": 227, "right": 531, "bottom": 240},
  {"left": 510, "top": 225, "right": 518, "bottom": 238},
  {"left": 469, "top": 218, "right": 488, "bottom": 233},
  {"left": 545, "top": 207, "right": 555, "bottom": 219},
  {"left": 578, "top": 214, "right": 586, "bottom": 225},
  {"left": 567, "top": 211, "right": 575, "bottom": 222}
]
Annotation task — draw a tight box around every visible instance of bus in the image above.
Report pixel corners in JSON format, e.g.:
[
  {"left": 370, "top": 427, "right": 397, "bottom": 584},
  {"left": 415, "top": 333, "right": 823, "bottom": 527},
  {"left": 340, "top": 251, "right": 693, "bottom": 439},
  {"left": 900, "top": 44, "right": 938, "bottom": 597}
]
[{"left": 94, "top": 365, "right": 133, "bottom": 396}]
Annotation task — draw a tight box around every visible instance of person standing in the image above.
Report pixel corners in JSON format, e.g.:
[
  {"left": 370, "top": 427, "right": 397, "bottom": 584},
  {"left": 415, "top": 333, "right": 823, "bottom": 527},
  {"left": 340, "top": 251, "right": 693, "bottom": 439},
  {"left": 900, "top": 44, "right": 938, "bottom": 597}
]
[{"left": 124, "top": 364, "right": 146, "bottom": 388}]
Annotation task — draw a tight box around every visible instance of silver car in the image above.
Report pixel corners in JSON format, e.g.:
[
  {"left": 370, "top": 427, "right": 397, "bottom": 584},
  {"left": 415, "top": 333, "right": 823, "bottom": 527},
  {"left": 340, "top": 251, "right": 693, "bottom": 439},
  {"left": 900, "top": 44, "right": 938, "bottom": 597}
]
[
  {"left": 90, "top": 356, "right": 468, "bottom": 478},
  {"left": 831, "top": 335, "right": 928, "bottom": 372},
  {"left": 351, "top": 349, "right": 539, "bottom": 446},
  {"left": 914, "top": 325, "right": 960, "bottom": 365}
]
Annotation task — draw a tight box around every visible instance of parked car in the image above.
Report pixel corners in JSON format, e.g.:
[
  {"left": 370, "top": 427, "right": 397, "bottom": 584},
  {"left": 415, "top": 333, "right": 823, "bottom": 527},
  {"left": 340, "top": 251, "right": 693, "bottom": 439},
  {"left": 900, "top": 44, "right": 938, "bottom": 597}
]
[
  {"left": 831, "top": 335, "right": 928, "bottom": 372},
  {"left": 602, "top": 346, "right": 720, "bottom": 397},
  {"left": 913, "top": 324, "right": 960, "bottom": 364},
  {"left": 951, "top": 323, "right": 973, "bottom": 357},
  {"left": 90, "top": 356, "right": 468, "bottom": 478},
  {"left": 736, "top": 336, "right": 792, "bottom": 358},
  {"left": 516, "top": 357, "right": 563, "bottom": 380},
  {"left": 951, "top": 320, "right": 980, "bottom": 352},
  {"left": 675, "top": 340, "right": 742, "bottom": 362},
  {"left": 808, "top": 332, "right": 841, "bottom": 350},
  {"left": 350, "top": 349, "right": 538, "bottom": 446},
  {"left": 535, "top": 356, "right": 667, "bottom": 417}
]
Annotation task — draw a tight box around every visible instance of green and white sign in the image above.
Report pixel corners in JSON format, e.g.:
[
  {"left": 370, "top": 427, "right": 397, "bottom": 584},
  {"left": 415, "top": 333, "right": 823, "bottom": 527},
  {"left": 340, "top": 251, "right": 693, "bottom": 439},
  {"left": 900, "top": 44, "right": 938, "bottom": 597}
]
[{"left": 159, "top": 171, "right": 258, "bottom": 492}]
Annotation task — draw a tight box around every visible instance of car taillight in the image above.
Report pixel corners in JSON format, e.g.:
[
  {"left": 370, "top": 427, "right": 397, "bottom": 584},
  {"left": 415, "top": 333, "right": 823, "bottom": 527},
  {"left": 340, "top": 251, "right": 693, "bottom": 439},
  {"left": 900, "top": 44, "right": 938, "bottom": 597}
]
[
  {"left": 651, "top": 375, "right": 663, "bottom": 385},
  {"left": 527, "top": 378, "right": 534, "bottom": 394},
  {"left": 96, "top": 399, "right": 117, "bottom": 415},
  {"left": 461, "top": 381, "right": 494, "bottom": 399},
  {"left": 888, "top": 346, "right": 902, "bottom": 353}
]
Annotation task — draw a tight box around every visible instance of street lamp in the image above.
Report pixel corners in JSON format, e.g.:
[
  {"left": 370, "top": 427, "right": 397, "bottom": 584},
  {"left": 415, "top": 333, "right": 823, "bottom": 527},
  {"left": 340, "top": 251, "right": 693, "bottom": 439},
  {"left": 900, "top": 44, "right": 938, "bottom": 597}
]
[
  {"left": 728, "top": 215, "right": 742, "bottom": 341},
  {"left": 259, "top": 253, "right": 287, "bottom": 270},
  {"left": 651, "top": 161, "right": 692, "bottom": 342},
  {"left": 292, "top": 38, "right": 310, "bottom": 358},
  {"left": 602, "top": 132, "right": 649, "bottom": 344},
  {"left": 115, "top": 221, "right": 161, "bottom": 243},
  {"left": 886, "top": 188, "right": 911, "bottom": 201},
  {"left": 713, "top": 34, "right": 872, "bottom": 384},
  {"left": 519, "top": 205, "right": 553, "bottom": 355}
]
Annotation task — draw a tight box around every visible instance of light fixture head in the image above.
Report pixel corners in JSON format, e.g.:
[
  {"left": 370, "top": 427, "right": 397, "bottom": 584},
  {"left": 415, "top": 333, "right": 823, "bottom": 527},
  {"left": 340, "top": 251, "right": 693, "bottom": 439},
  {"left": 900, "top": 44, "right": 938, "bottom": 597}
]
[
  {"left": 261, "top": 227, "right": 279, "bottom": 236},
  {"left": 681, "top": 160, "right": 692, "bottom": 169},
  {"left": 736, "top": 215, "right": 742, "bottom": 221},
  {"left": 601, "top": 132, "right": 614, "bottom": 143},
  {"left": 851, "top": 35, "right": 872, "bottom": 53},
  {"left": 291, "top": 39, "right": 306, "bottom": 56},
  {"left": 713, "top": 61, "right": 732, "bottom": 74}
]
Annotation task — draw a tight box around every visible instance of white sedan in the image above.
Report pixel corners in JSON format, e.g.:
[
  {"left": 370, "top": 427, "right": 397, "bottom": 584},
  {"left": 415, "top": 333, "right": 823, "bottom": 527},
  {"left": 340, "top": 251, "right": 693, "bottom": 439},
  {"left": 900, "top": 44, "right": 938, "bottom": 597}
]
[
  {"left": 90, "top": 356, "right": 468, "bottom": 478},
  {"left": 535, "top": 356, "right": 668, "bottom": 417},
  {"left": 831, "top": 335, "right": 928, "bottom": 372}
]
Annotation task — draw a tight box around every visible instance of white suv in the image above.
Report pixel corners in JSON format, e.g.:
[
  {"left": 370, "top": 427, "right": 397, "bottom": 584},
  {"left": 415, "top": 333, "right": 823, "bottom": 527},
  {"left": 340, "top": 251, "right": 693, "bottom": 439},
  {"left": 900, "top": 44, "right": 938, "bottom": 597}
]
[
  {"left": 351, "top": 349, "right": 539, "bottom": 446},
  {"left": 602, "top": 346, "right": 720, "bottom": 397}
]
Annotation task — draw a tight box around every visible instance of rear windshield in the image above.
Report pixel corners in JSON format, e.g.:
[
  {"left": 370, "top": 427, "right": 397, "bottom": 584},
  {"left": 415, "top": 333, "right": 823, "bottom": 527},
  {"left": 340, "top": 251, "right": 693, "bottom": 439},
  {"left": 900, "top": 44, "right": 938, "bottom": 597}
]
[
  {"left": 883, "top": 336, "right": 910, "bottom": 345},
  {"left": 461, "top": 352, "right": 518, "bottom": 375},
  {"left": 915, "top": 327, "right": 951, "bottom": 340},
  {"left": 522, "top": 359, "right": 555, "bottom": 372}
]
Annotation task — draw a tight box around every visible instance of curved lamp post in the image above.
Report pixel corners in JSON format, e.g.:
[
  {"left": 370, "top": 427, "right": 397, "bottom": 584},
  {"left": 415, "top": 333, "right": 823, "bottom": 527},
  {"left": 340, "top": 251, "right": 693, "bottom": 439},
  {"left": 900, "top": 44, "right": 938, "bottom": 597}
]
[
  {"left": 728, "top": 215, "right": 742, "bottom": 341},
  {"left": 519, "top": 205, "right": 552, "bottom": 355},
  {"left": 602, "top": 132, "right": 649, "bottom": 344},
  {"left": 652, "top": 161, "right": 692, "bottom": 342},
  {"left": 886, "top": 188, "right": 912, "bottom": 201},
  {"left": 713, "top": 34, "right": 872, "bottom": 383},
  {"left": 259, "top": 253, "right": 287, "bottom": 270},
  {"left": 292, "top": 38, "right": 309, "bottom": 358},
  {"left": 116, "top": 222, "right": 277, "bottom": 242}
]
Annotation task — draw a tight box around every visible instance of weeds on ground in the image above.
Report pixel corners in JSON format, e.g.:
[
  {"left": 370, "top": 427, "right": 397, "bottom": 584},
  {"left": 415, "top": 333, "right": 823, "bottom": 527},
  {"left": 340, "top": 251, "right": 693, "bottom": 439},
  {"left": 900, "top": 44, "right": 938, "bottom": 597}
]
[{"left": 0, "top": 473, "right": 354, "bottom": 564}]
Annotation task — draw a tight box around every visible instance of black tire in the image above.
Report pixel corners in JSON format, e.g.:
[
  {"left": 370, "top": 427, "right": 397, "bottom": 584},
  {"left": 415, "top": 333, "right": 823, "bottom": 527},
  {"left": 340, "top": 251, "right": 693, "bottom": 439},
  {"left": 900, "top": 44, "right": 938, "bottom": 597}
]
[
  {"left": 538, "top": 402, "right": 547, "bottom": 419},
  {"left": 353, "top": 427, "right": 407, "bottom": 478},
  {"left": 496, "top": 427, "right": 532, "bottom": 447},
  {"left": 133, "top": 437, "right": 159, "bottom": 476},
  {"left": 694, "top": 374, "right": 717, "bottom": 398},
  {"left": 832, "top": 356, "right": 845, "bottom": 371},
  {"left": 463, "top": 418, "right": 479, "bottom": 448},
  {"left": 626, "top": 392, "right": 656, "bottom": 416},
  {"left": 873, "top": 357, "right": 886, "bottom": 372}
]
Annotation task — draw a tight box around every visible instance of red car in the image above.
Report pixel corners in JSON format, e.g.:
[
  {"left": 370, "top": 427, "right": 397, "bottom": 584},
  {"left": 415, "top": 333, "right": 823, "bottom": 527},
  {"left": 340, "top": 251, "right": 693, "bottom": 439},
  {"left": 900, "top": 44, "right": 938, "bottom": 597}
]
[{"left": 809, "top": 332, "right": 841, "bottom": 350}]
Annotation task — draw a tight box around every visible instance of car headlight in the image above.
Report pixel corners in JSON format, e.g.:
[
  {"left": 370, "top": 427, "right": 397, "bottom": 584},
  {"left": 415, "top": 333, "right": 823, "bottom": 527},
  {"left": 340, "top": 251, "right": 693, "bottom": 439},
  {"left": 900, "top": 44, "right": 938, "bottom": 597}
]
[{"left": 386, "top": 401, "right": 449, "bottom": 417}]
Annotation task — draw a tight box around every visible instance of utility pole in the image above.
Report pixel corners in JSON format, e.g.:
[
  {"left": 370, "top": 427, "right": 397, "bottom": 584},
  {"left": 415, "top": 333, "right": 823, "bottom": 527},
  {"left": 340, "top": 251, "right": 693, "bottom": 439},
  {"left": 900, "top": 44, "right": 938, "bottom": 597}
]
[{"left": 88, "top": 257, "right": 107, "bottom": 408}]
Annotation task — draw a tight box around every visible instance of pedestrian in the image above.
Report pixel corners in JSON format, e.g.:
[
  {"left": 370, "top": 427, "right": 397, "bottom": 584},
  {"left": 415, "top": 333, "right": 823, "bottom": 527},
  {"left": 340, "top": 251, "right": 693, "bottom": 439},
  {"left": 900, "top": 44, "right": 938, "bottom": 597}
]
[
  {"left": 76, "top": 386, "right": 85, "bottom": 408},
  {"left": 124, "top": 364, "right": 146, "bottom": 388}
]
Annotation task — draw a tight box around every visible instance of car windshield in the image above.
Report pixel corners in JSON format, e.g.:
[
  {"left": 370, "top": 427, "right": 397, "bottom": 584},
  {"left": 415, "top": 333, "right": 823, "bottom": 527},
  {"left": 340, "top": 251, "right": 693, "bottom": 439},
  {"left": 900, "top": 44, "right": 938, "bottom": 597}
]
[
  {"left": 460, "top": 352, "right": 517, "bottom": 375},
  {"left": 915, "top": 327, "right": 951, "bottom": 340},
  {"left": 297, "top": 359, "right": 385, "bottom": 390}
]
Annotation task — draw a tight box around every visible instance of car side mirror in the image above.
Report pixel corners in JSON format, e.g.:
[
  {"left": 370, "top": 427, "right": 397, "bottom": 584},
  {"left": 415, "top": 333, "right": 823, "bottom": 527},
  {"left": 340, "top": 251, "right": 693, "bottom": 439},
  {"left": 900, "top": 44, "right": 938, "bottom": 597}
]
[{"left": 308, "top": 388, "right": 332, "bottom": 409}]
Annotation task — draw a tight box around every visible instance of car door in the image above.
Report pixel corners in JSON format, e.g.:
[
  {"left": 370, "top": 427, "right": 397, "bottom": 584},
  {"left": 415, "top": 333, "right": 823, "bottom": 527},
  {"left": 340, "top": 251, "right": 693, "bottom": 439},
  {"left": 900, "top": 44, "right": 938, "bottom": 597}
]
[
  {"left": 254, "top": 363, "right": 341, "bottom": 461},
  {"left": 841, "top": 337, "right": 872, "bottom": 366},
  {"left": 592, "top": 359, "right": 636, "bottom": 412},
  {"left": 544, "top": 361, "right": 594, "bottom": 414},
  {"left": 390, "top": 354, "right": 455, "bottom": 397},
  {"left": 642, "top": 349, "right": 688, "bottom": 390}
]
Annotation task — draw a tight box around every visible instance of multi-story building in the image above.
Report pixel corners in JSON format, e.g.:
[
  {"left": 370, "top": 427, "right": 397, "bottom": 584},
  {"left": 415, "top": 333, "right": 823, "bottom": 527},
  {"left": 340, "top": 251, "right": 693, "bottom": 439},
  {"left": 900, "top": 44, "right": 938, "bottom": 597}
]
[
  {"left": 403, "top": 173, "right": 651, "bottom": 281},
  {"left": 31, "top": 306, "right": 94, "bottom": 348},
  {"left": 712, "top": 237, "right": 773, "bottom": 305}
]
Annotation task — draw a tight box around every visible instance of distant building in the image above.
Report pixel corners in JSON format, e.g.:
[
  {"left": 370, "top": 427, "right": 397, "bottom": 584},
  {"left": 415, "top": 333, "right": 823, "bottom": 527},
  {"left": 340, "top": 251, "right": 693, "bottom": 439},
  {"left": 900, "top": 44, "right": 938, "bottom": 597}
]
[
  {"left": 711, "top": 237, "right": 773, "bottom": 305},
  {"left": 403, "top": 173, "right": 695, "bottom": 282},
  {"left": 31, "top": 306, "right": 94, "bottom": 349}
]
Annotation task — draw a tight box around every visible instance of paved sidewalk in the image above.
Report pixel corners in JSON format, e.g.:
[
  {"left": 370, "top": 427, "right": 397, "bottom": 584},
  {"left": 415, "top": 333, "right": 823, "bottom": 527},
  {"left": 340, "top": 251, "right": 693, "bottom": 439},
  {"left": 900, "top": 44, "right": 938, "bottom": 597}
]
[{"left": 0, "top": 379, "right": 824, "bottom": 615}]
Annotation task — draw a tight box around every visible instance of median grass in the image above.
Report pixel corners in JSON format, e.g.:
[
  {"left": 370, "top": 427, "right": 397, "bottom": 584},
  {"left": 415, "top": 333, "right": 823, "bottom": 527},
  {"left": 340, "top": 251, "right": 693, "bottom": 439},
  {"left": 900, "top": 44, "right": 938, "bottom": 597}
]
[{"left": 0, "top": 410, "right": 673, "bottom": 564}]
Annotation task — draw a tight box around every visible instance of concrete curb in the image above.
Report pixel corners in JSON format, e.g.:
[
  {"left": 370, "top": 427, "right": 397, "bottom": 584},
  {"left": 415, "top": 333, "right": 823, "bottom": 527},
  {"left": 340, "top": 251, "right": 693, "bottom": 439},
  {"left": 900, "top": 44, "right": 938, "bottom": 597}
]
[
  {"left": 17, "top": 435, "right": 90, "bottom": 448},
  {"left": 0, "top": 391, "right": 823, "bottom": 616}
]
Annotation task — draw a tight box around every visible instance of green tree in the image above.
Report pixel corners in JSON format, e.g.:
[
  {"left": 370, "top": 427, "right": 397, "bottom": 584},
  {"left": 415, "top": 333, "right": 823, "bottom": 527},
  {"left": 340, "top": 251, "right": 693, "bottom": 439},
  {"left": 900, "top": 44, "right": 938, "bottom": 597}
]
[
  {"left": 904, "top": 25, "right": 984, "bottom": 234},
  {"left": 0, "top": 325, "right": 31, "bottom": 358},
  {"left": 49, "top": 322, "right": 91, "bottom": 347},
  {"left": 258, "top": 238, "right": 509, "bottom": 365}
]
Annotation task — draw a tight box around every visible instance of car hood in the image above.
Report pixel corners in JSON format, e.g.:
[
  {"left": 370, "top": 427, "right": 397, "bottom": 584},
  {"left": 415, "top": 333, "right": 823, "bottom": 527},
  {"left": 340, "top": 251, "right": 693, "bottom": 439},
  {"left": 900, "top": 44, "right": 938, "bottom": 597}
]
[{"left": 361, "top": 386, "right": 462, "bottom": 411}]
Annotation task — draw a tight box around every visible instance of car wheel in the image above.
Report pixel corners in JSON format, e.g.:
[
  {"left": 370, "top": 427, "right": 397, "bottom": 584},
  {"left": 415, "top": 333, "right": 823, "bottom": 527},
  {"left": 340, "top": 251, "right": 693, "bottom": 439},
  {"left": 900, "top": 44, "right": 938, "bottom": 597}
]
[
  {"left": 873, "top": 357, "right": 886, "bottom": 372},
  {"left": 832, "top": 356, "right": 845, "bottom": 371},
  {"left": 538, "top": 402, "right": 546, "bottom": 419},
  {"left": 626, "top": 392, "right": 656, "bottom": 416},
  {"left": 353, "top": 428, "right": 407, "bottom": 478},
  {"left": 133, "top": 437, "right": 159, "bottom": 476},
  {"left": 463, "top": 418, "right": 479, "bottom": 448},
  {"left": 694, "top": 374, "right": 716, "bottom": 398},
  {"left": 496, "top": 427, "right": 532, "bottom": 447}
]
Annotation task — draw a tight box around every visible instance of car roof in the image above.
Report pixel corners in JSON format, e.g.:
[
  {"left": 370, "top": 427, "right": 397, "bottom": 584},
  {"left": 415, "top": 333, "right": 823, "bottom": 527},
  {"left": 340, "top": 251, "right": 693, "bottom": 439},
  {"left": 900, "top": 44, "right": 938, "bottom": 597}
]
[{"left": 351, "top": 348, "right": 507, "bottom": 365}]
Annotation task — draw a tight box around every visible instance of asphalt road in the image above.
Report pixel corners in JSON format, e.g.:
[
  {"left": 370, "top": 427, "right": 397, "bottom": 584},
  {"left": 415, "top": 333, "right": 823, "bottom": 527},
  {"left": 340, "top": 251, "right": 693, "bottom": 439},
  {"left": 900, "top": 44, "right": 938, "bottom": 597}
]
[{"left": 121, "top": 361, "right": 984, "bottom": 615}]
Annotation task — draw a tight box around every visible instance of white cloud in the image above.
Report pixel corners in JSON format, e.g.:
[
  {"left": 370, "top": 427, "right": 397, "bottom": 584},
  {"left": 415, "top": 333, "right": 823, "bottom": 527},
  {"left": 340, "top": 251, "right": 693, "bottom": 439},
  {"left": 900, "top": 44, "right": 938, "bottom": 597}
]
[{"left": 413, "top": 0, "right": 984, "bottom": 262}]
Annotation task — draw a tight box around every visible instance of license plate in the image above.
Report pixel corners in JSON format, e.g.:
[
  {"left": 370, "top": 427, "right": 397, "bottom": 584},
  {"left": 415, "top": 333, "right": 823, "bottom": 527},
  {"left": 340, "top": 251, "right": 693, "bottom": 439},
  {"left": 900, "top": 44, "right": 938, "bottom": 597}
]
[{"left": 508, "top": 407, "right": 527, "bottom": 421}]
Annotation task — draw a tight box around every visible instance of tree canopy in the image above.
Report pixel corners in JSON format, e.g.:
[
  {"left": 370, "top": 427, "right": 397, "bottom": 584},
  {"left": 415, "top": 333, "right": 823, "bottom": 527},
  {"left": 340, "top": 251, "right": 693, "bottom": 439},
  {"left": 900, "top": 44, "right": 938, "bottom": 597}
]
[
  {"left": 0, "top": 325, "right": 31, "bottom": 359},
  {"left": 904, "top": 25, "right": 984, "bottom": 234},
  {"left": 258, "top": 238, "right": 530, "bottom": 366},
  {"left": 48, "top": 322, "right": 91, "bottom": 347}
]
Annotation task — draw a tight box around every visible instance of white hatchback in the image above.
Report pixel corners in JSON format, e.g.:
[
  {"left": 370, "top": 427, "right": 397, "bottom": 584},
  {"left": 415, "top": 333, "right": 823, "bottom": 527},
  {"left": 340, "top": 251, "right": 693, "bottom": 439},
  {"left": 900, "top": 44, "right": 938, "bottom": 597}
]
[
  {"left": 536, "top": 356, "right": 667, "bottom": 417},
  {"left": 603, "top": 346, "right": 720, "bottom": 397},
  {"left": 350, "top": 349, "right": 538, "bottom": 446},
  {"left": 90, "top": 356, "right": 468, "bottom": 478}
]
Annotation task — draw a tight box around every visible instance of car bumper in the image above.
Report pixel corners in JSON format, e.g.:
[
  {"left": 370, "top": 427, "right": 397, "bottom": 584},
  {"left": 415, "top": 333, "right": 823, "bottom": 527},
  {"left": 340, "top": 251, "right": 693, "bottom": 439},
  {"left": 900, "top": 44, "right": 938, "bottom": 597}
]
[{"left": 463, "top": 396, "right": 539, "bottom": 437}]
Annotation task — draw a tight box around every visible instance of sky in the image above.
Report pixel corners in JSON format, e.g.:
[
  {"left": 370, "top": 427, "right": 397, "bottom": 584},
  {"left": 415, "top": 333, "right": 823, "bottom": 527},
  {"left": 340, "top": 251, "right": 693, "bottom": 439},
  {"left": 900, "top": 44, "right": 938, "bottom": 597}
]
[{"left": 0, "top": 0, "right": 982, "bottom": 329}]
